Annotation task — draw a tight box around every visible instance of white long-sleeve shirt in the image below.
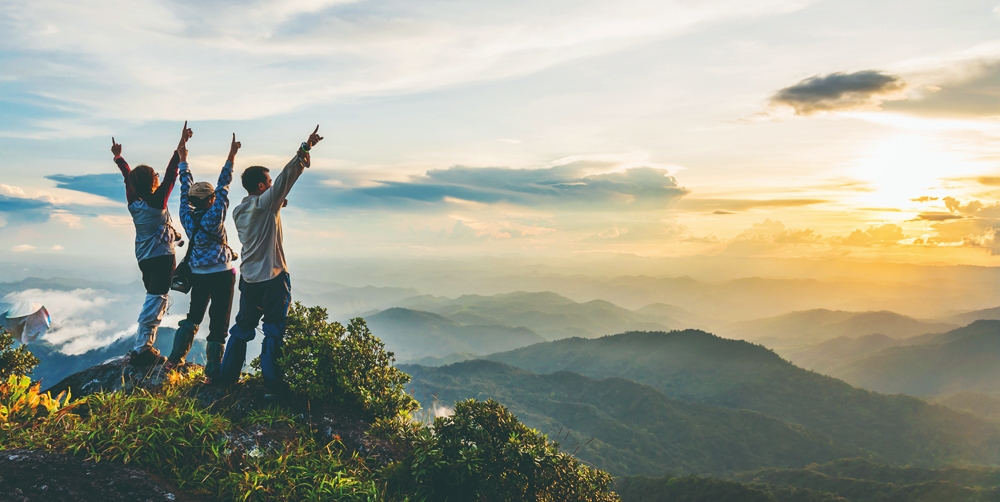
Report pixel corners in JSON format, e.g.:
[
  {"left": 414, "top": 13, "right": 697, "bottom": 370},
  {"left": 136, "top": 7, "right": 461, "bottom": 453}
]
[{"left": 233, "top": 154, "right": 307, "bottom": 283}]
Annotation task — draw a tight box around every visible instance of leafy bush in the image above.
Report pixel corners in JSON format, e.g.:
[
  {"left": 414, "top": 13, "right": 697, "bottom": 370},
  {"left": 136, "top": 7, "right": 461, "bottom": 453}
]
[
  {"left": 0, "top": 329, "right": 40, "bottom": 380},
  {"left": 387, "top": 398, "right": 620, "bottom": 502},
  {"left": 0, "top": 374, "right": 82, "bottom": 438},
  {"left": 264, "top": 302, "right": 416, "bottom": 420}
]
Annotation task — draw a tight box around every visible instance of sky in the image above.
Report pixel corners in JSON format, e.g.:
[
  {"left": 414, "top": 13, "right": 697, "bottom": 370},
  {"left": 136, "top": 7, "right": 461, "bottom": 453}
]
[{"left": 4, "top": 0, "right": 1000, "bottom": 270}]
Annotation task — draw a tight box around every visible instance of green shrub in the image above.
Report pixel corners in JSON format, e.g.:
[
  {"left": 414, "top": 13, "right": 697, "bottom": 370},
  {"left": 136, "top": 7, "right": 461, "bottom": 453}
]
[
  {"left": 263, "top": 302, "right": 417, "bottom": 421},
  {"left": 0, "top": 329, "right": 40, "bottom": 380},
  {"left": 387, "top": 399, "right": 620, "bottom": 502}
]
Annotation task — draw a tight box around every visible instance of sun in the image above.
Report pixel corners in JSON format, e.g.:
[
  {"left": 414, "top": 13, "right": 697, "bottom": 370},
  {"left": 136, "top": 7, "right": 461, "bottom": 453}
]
[{"left": 850, "top": 135, "right": 968, "bottom": 209}]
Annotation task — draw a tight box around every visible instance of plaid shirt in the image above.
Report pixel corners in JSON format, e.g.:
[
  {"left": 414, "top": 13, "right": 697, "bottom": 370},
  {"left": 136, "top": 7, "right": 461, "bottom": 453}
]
[{"left": 179, "top": 161, "right": 236, "bottom": 269}]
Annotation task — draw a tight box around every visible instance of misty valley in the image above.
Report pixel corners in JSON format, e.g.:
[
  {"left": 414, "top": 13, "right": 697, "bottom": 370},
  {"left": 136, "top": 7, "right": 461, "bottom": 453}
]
[{"left": 9, "top": 260, "right": 1000, "bottom": 502}]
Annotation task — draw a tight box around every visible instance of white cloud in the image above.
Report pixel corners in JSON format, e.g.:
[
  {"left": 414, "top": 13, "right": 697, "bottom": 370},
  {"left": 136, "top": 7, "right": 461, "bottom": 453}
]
[
  {"left": 11, "top": 244, "right": 35, "bottom": 252},
  {"left": 0, "top": 184, "right": 27, "bottom": 197},
  {"left": 3, "top": 288, "right": 137, "bottom": 354},
  {"left": 0, "top": 0, "right": 811, "bottom": 126}
]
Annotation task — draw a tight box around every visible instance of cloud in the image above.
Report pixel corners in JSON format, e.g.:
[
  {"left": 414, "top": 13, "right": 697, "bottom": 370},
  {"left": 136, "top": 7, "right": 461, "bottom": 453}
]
[
  {"left": 677, "top": 198, "right": 827, "bottom": 212},
  {"left": 771, "top": 70, "right": 907, "bottom": 115},
  {"left": 914, "top": 212, "right": 964, "bottom": 221},
  {"left": 46, "top": 174, "right": 123, "bottom": 201},
  {"left": 884, "top": 60, "right": 1000, "bottom": 119},
  {"left": 0, "top": 193, "right": 53, "bottom": 224},
  {"left": 301, "top": 162, "right": 688, "bottom": 211},
  {"left": 841, "top": 224, "right": 905, "bottom": 246},
  {"left": 0, "top": 0, "right": 810, "bottom": 127},
  {"left": 11, "top": 244, "right": 35, "bottom": 252},
  {"left": 1, "top": 288, "right": 137, "bottom": 355},
  {"left": 723, "top": 219, "right": 820, "bottom": 255},
  {"left": 911, "top": 196, "right": 939, "bottom": 202}
]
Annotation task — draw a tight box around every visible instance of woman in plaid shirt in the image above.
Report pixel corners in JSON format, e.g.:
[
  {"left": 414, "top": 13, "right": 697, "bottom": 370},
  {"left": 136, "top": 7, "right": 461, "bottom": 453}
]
[{"left": 166, "top": 133, "right": 240, "bottom": 384}]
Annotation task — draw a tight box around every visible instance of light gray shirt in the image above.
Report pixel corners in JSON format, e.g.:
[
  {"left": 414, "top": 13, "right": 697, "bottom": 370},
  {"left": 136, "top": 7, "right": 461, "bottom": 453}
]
[
  {"left": 128, "top": 200, "right": 176, "bottom": 262},
  {"left": 233, "top": 154, "right": 307, "bottom": 284}
]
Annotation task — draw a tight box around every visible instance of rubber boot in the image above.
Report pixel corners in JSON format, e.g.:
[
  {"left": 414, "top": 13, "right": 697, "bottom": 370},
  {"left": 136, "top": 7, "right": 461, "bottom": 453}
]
[
  {"left": 204, "top": 341, "right": 224, "bottom": 384},
  {"left": 167, "top": 320, "right": 199, "bottom": 365}
]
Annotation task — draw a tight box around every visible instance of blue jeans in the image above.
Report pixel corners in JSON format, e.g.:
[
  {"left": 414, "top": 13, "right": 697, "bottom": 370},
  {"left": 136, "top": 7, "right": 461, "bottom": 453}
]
[{"left": 219, "top": 272, "right": 291, "bottom": 390}]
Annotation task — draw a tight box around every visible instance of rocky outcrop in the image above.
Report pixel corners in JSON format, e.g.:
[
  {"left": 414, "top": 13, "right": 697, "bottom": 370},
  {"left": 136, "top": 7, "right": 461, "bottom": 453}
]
[{"left": 0, "top": 449, "right": 205, "bottom": 502}]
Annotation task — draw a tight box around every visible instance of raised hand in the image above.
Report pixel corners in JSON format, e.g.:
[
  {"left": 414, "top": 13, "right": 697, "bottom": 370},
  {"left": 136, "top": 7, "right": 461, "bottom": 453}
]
[
  {"left": 306, "top": 124, "right": 323, "bottom": 149},
  {"left": 111, "top": 137, "right": 122, "bottom": 157},
  {"left": 228, "top": 133, "right": 241, "bottom": 163},
  {"left": 177, "top": 120, "right": 193, "bottom": 161},
  {"left": 298, "top": 125, "right": 323, "bottom": 163}
]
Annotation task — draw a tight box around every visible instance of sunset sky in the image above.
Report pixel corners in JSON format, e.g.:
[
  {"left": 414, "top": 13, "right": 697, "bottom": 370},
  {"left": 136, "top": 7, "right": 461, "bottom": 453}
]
[{"left": 4, "top": 0, "right": 1000, "bottom": 268}]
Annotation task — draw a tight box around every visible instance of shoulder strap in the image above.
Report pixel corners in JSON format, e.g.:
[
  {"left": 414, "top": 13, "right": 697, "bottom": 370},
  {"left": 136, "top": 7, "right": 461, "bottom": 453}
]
[{"left": 192, "top": 210, "right": 236, "bottom": 256}]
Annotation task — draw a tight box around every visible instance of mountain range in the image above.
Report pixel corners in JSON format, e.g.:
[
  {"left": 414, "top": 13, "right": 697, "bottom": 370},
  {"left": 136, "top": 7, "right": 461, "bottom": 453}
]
[{"left": 485, "top": 330, "right": 1000, "bottom": 466}]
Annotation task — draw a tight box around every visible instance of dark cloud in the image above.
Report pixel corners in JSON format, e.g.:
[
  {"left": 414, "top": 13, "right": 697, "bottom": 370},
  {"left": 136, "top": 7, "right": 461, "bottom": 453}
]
[
  {"left": 771, "top": 70, "right": 906, "bottom": 115},
  {"left": 46, "top": 174, "right": 123, "bottom": 201},
  {"left": 0, "top": 194, "right": 53, "bottom": 224},
  {"left": 296, "top": 162, "right": 688, "bottom": 211},
  {"left": 678, "top": 198, "right": 827, "bottom": 212}
]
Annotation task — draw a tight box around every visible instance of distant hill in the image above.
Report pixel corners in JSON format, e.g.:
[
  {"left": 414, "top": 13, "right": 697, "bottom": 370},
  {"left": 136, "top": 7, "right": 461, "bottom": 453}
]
[
  {"left": 726, "top": 309, "right": 955, "bottom": 347},
  {"left": 832, "top": 320, "right": 1000, "bottom": 397},
  {"left": 364, "top": 307, "right": 545, "bottom": 361},
  {"left": 780, "top": 334, "right": 903, "bottom": 374},
  {"left": 932, "top": 392, "right": 1000, "bottom": 421},
  {"left": 403, "top": 360, "right": 850, "bottom": 476},
  {"left": 487, "top": 330, "right": 1000, "bottom": 466},
  {"left": 947, "top": 306, "right": 1000, "bottom": 327},
  {"left": 292, "top": 279, "right": 420, "bottom": 318},
  {"left": 395, "top": 291, "right": 672, "bottom": 340}
]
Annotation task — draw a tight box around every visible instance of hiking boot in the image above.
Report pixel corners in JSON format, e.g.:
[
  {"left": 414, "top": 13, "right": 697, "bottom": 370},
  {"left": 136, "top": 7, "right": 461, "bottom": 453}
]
[
  {"left": 129, "top": 347, "right": 166, "bottom": 366},
  {"left": 204, "top": 341, "right": 224, "bottom": 383},
  {"left": 167, "top": 320, "right": 199, "bottom": 365}
]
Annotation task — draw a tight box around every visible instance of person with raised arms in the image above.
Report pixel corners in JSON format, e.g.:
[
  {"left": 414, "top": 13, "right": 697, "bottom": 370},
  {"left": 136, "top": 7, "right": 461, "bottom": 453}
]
[
  {"left": 218, "top": 126, "right": 323, "bottom": 399},
  {"left": 165, "top": 133, "right": 241, "bottom": 384},
  {"left": 111, "top": 122, "right": 190, "bottom": 366}
]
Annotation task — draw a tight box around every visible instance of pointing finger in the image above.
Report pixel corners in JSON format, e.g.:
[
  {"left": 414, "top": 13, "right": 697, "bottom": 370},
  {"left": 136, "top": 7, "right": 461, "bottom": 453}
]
[
  {"left": 313, "top": 124, "right": 319, "bottom": 135},
  {"left": 111, "top": 137, "right": 115, "bottom": 145}
]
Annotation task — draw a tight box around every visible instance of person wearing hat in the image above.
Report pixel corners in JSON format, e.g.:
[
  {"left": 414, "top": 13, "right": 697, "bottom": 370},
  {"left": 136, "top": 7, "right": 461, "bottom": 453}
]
[
  {"left": 166, "top": 132, "right": 241, "bottom": 384},
  {"left": 111, "top": 122, "right": 190, "bottom": 366}
]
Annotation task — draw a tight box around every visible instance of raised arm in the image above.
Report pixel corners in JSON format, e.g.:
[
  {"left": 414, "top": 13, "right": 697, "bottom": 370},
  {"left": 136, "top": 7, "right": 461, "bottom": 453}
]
[
  {"left": 149, "top": 121, "right": 191, "bottom": 210},
  {"left": 203, "top": 134, "right": 239, "bottom": 227},
  {"left": 178, "top": 160, "right": 194, "bottom": 239},
  {"left": 111, "top": 137, "right": 136, "bottom": 204},
  {"left": 258, "top": 125, "right": 323, "bottom": 213}
]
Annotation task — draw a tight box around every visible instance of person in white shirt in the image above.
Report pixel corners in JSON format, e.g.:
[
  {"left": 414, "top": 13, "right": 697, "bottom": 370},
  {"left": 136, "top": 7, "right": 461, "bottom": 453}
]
[{"left": 218, "top": 126, "right": 323, "bottom": 398}]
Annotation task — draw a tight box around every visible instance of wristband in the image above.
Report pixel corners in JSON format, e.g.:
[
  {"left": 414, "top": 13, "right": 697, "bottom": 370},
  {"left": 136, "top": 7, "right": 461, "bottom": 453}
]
[{"left": 300, "top": 142, "right": 310, "bottom": 152}]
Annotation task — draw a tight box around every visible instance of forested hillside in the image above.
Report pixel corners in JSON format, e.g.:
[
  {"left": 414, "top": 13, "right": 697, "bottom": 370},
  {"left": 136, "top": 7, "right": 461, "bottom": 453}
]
[
  {"left": 403, "top": 360, "right": 851, "bottom": 475},
  {"left": 487, "top": 330, "right": 1000, "bottom": 465},
  {"left": 833, "top": 320, "right": 1000, "bottom": 396}
]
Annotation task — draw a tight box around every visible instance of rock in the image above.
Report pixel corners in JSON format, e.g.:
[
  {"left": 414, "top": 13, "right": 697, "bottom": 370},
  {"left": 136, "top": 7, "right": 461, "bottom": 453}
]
[
  {"left": 0, "top": 449, "right": 207, "bottom": 502},
  {"left": 42, "top": 356, "right": 200, "bottom": 397}
]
